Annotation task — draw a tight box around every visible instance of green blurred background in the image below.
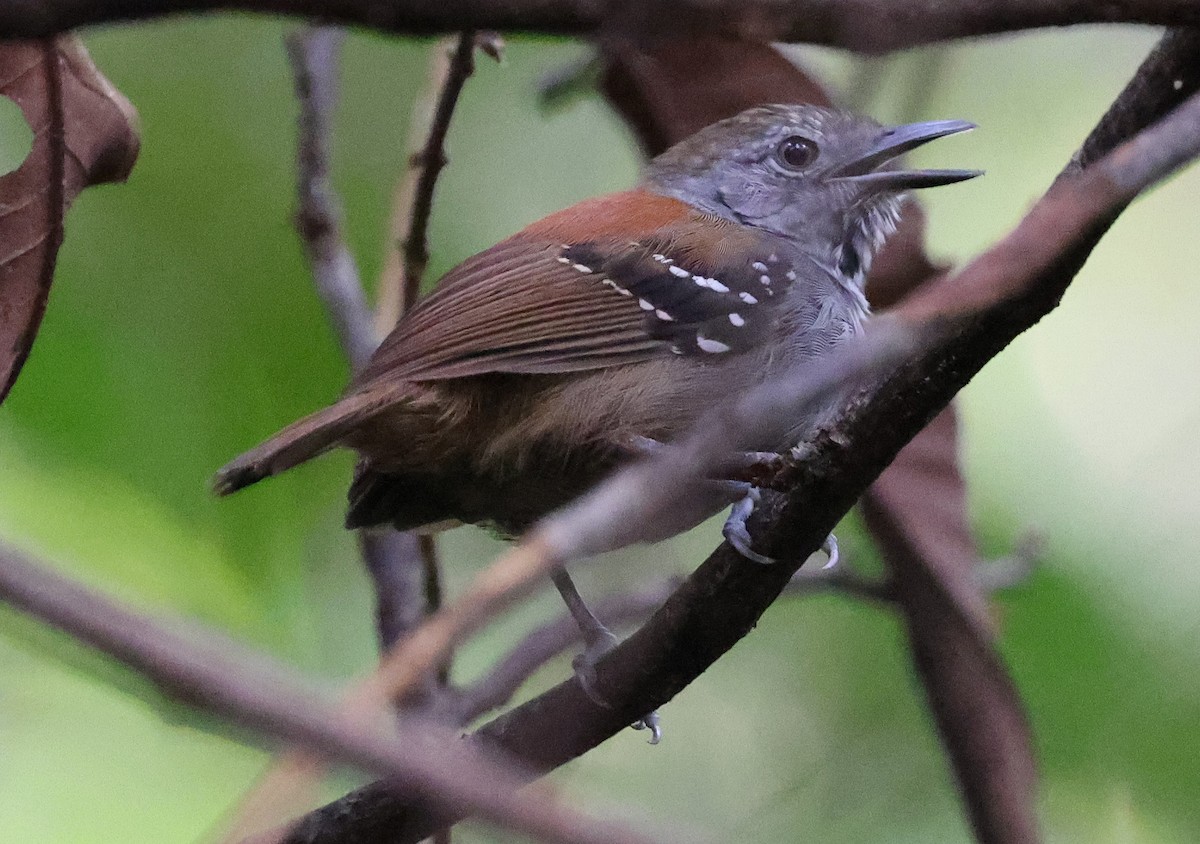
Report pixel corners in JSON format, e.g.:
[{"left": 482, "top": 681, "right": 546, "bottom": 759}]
[{"left": 1, "top": 20, "right": 1198, "bottom": 843}]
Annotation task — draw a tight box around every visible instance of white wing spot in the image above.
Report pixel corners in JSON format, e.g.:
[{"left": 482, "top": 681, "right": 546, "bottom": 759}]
[
  {"left": 601, "top": 277, "right": 633, "bottom": 295},
  {"left": 696, "top": 335, "right": 731, "bottom": 354},
  {"left": 704, "top": 277, "right": 730, "bottom": 293},
  {"left": 739, "top": 292, "right": 758, "bottom": 304},
  {"left": 572, "top": 263, "right": 593, "bottom": 274},
  {"left": 785, "top": 270, "right": 797, "bottom": 281},
  {"left": 751, "top": 261, "right": 768, "bottom": 272},
  {"left": 768, "top": 253, "right": 778, "bottom": 262},
  {"left": 655, "top": 309, "right": 674, "bottom": 322},
  {"left": 729, "top": 313, "right": 745, "bottom": 327},
  {"left": 693, "top": 275, "right": 710, "bottom": 288},
  {"left": 638, "top": 298, "right": 655, "bottom": 311},
  {"left": 759, "top": 274, "right": 771, "bottom": 285},
  {"left": 668, "top": 264, "right": 690, "bottom": 278},
  {"left": 652, "top": 253, "right": 673, "bottom": 264},
  {"left": 669, "top": 345, "right": 684, "bottom": 355},
  {"left": 556, "top": 256, "right": 571, "bottom": 264}
]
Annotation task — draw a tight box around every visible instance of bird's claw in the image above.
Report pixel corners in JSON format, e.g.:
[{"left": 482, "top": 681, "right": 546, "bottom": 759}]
[
  {"left": 723, "top": 488, "right": 776, "bottom": 564},
  {"left": 821, "top": 533, "right": 839, "bottom": 570},
  {"left": 570, "top": 627, "right": 663, "bottom": 743},
  {"left": 724, "top": 487, "right": 839, "bottom": 569},
  {"left": 631, "top": 710, "right": 662, "bottom": 745},
  {"left": 571, "top": 626, "right": 620, "bottom": 707}
]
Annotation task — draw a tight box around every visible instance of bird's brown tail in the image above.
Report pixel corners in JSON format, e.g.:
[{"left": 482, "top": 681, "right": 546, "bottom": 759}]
[{"left": 212, "top": 385, "right": 405, "bottom": 495}]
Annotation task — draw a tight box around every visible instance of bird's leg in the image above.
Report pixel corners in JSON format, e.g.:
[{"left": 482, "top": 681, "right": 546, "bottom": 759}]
[
  {"left": 550, "top": 567, "right": 661, "bottom": 744},
  {"left": 623, "top": 435, "right": 837, "bottom": 569},
  {"left": 721, "top": 483, "right": 839, "bottom": 569}
]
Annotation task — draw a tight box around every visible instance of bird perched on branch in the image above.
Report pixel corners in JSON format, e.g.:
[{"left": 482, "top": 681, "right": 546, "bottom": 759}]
[{"left": 215, "top": 104, "right": 977, "bottom": 737}]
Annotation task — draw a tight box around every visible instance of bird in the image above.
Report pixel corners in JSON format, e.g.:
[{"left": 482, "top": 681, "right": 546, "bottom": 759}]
[{"left": 214, "top": 104, "right": 978, "bottom": 738}]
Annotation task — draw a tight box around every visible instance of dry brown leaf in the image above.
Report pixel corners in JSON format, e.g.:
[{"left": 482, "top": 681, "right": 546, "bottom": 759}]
[
  {"left": 862, "top": 408, "right": 992, "bottom": 630},
  {"left": 861, "top": 458, "right": 1039, "bottom": 841},
  {"left": 0, "top": 36, "right": 139, "bottom": 403},
  {"left": 600, "top": 36, "right": 832, "bottom": 154}
]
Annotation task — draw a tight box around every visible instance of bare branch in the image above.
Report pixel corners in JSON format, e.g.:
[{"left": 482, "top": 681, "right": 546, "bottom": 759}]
[
  {"left": 454, "top": 539, "right": 1035, "bottom": 727},
  {"left": 376, "top": 30, "right": 486, "bottom": 330},
  {"left": 285, "top": 25, "right": 376, "bottom": 370},
  {"left": 0, "top": 542, "right": 678, "bottom": 844},
  {"left": 353, "top": 530, "right": 428, "bottom": 650},
  {"left": 1, "top": 0, "right": 1199, "bottom": 53},
  {"left": 285, "top": 22, "right": 435, "bottom": 662},
  {"left": 274, "top": 30, "right": 461, "bottom": 836},
  {"left": 451, "top": 578, "right": 682, "bottom": 725},
  {"left": 368, "top": 29, "right": 491, "bottom": 720},
  {"left": 279, "top": 30, "right": 1200, "bottom": 843},
  {"left": 850, "top": 45, "right": 1200, "bottom": 840}
]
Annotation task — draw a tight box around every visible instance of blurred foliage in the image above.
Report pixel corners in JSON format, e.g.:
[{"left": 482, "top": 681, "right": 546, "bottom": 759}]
[
  {"left": 0, "top": 91, "right": 32, "bottom": 174},
  {"left": 0, "top": 18, "right": 1197, "bottom": 844}
]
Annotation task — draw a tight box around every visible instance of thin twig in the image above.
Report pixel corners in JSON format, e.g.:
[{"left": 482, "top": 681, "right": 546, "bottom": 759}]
[
  {"left": 371, "top": 32, "right": 490, "bottom": 702},
  {"left": 0, "top": 542, "right": 674, "bottom": 844},
  {"left": 285, "top": 24, "right": 436, "bottom": 659},
  {"left": 2, "top": 0, "right": 1199, "bottom": 54},
  {"left": 276, "top": 28, "right": 453, "bottom": 840},
  {"left": 452, "top": 540, "right": 1036, "bottom": 726},
  {"left": 357, "top": 530, "right": 434, "bottom": 651},
  {"left": 451, "top": 578, "right": 683, "bottom": 725},
  {"left": 285, "top": 26, "right": 375, "bottom": 370},
  {"left": 376, "top": 30, "right": 485, "bottom": 330}
]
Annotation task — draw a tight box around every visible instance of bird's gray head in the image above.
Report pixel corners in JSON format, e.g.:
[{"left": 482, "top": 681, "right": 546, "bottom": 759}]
[{"left": 643, "top": 104, "right": 979, "bottom": 283}]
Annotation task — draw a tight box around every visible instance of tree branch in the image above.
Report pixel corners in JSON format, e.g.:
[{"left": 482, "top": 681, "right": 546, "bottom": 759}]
[
  {"left": 1, "top": 0, "right": 1198, "bottom": 53},
  {"left": 0, "top": 542, "right": 675, "bottom": 844},
  {"left": 279, "top": 29, "right": 1200, "bottom": 843},
  {"left": 450, "top": 556, "right": 967, "bottom": 726},
  {"left": 859, "top": 32, "right": 1200, "bottom": 844},
  {"left": 285, "top": 25, "right": 376, "bottom": 370},
  {"left": 251, "top": 35, "right": 457, "bottom": 841},
  {"left": 376, "top": 30, "right": 487, "bottom": 329},
  {"left": 285, "top": 24, "right": 435, "bottom": 659}
]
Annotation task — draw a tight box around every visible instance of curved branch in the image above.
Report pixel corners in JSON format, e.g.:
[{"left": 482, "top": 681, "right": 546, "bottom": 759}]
[
  {"left": 0, "top": 0, "right": 1198, "bottom": 53},
  {"left": 0, "top": 543, "right": 671, "bottom": 844},
  {"left": 376, "top": 30, "right": 485, "bottom": 330}
]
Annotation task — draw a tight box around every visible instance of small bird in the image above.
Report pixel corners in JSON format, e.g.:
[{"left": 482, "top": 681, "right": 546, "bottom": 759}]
[{"left": 215, "top": 104, "right": 977, "bottom": 733}]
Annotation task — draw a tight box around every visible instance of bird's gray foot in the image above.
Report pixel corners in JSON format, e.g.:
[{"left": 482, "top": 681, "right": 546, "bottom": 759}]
[
  {"left": 722, "top": 485, "right": 838, "bottom": 569},
  {"left": 570, "top": 623, "right": 620, "bottom": 706},
  {"left": 722, "top": 486, "right": 775, "bottom": 564},
  {"left": 552, "top": 568, "right": 662, "bottom": 744}
]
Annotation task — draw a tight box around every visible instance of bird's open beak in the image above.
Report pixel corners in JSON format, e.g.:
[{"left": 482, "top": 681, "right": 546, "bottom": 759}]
[{"left": 831, "top": 119, "right": 982, "bottom": 190}]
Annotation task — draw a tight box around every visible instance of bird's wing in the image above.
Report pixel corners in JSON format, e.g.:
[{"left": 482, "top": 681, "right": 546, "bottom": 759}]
[{"left": 353, "top": 190, "right": 800, "bottom": 387}]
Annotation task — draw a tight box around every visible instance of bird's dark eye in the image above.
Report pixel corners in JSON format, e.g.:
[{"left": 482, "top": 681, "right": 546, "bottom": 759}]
[{"left": 776, "top": 135, "right": 819, "bottom": 170}]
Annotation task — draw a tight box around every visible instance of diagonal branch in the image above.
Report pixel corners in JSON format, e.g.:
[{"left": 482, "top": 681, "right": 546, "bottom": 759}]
[
  {"left": 1, "top": 0, "right": 1199, "bottom": 54},
  {"left": 279, "top": 30, "right": 1200, "bottom": 843},
  {"left": 0, "top": 542, "right": 674, "bottom": 844},
  {"left": 237, "top": 30, "right": 491, "bottom": 841},
  {"left": 865, "top": 30, "right": 1200, "bottom": 844},
  {"left": 376, "top": 29, "right": 491, "bottom": 329},
  {"left": 451, "top": 555, "right": 984, "bottom": 727},
  {"left": 286, "top": 25, "right": 376, "bottom": 370}
]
